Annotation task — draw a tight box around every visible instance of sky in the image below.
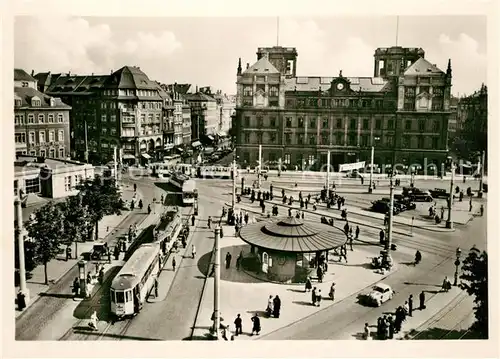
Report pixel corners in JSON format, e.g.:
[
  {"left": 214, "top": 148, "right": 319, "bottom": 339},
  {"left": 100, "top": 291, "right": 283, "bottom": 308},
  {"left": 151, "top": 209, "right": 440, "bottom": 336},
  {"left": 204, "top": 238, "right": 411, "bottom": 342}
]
[{"left": 14, "top": 16, "right": 486, "bottom": 96}]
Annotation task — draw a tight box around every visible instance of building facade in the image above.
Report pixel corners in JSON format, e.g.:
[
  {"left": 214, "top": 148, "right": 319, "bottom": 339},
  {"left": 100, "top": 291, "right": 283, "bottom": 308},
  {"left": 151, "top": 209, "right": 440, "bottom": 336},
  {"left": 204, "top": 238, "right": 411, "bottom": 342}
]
[
  {"left": 37, "top": 66, "right": 169, "bottom": 164},
  {"left": 182, "top": 99, "right": 192, "bottom": 145},
  {"left": 14, "top": 69, "right": 71, "bottom": 159},
  {"left": 234, "top": 46, "right": 453, "bottom": 171},
  {"left": 184, "top": 92, "right": 218, "bottom": 142}
]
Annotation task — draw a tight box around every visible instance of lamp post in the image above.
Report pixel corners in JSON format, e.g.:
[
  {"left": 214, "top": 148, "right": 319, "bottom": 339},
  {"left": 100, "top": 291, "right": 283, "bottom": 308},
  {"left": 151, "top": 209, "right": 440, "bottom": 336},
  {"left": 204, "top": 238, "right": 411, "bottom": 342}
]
[
  {"left": 212, "top": 226, "right": 221, "bottom": 339},
  {"left": 326, "top": 150, "right": 331, "bottom": 197},
  {"left": 410, "top": 216, "right": 414, "bottom": 237},
  {"left": 385, "top": 179, "right": 395, "bottom": 254},
  {"left": 15, "top": 197, "right": 30, "bottom": 307},
  {"left": 446, "top": 163, "right": 455, "bottom": 229},
  {"left": 453, "top": 247, "right": 462, "bottom": 286},
  {"left": 257, "top": 144, "right": 262, "bottom": 189},
  {"left": 478, "top": 150, "right": 485, "bottom": 198},
  {"left": 232, "top": 157, "right": 236, "bottom": 210},
  {"left": 368, "top": 136, "right": 380, "bottom": 193}
]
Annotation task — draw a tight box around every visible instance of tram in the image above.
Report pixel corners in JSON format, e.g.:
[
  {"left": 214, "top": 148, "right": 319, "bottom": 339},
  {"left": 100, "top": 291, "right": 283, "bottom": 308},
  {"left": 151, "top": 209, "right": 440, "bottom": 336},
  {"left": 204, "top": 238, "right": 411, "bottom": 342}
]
[
  {"left": 169, "top": 172, "right": 197, "bottom": 206},
  {"left": 196, "top": 165, "right": 238, "bottom": 179},
  {"left": 110, "top": 243, "right": 162, "bottom": 319}
]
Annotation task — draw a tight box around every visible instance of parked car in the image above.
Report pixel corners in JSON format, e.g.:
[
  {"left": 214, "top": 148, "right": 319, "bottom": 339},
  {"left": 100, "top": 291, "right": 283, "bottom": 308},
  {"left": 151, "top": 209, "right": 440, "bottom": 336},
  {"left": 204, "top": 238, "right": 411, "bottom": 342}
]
[
  {"left": 89, "top": 241, "right": 108, "bottom": 260},
  {"left": 365, "top": 283, "right": 394, "bottom": 307},
  {"left": 371, "top": 200, "right": 400, "bottom": 215},
  {"left": 403, "top": 187, "right": 433, "bottom": 202},
  {"left": 429, "top": 188, "right": 450, "bottom": 199}
]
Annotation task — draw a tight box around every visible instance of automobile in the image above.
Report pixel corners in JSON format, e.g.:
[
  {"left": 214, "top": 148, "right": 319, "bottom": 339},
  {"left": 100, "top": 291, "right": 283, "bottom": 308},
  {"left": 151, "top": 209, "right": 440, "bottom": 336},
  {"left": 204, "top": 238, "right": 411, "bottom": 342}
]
[
  {"left": 366, "top": 283, "right": 395, "bottom": 307},
  {"left": 89, "top": 241, "right": 108, "bottom": 260},
  {"left": 393, "top": 195, "right": 417, "bottom": 210},
  {"left": 371, "top": 200, "right": 400, "bottom": 215},
  {"left": 380, "top": 197, "right": 406, "bottom": 212},
  {"left": 429, "top": 188, "right": 450, "bottom": 199},
  {"left": 403, "top": 187, "right": 433, "bottom": 202}
]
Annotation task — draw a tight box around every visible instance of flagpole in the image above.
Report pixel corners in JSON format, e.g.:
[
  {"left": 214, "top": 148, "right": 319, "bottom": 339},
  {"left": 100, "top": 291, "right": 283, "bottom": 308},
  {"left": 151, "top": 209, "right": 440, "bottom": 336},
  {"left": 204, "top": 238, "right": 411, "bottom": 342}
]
[
  {"left": 396, "top": 16, "right": 399, "bottom": 46},
  {"left": 277, "top": 17, "right": 280, "bottom": 46}
]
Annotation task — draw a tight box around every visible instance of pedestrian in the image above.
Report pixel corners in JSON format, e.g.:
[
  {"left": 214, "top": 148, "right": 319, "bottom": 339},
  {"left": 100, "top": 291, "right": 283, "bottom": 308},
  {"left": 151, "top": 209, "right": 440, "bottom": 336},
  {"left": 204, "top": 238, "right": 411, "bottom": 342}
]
[
  {"left": 234, "top": 314, "right": 243, "bottom": 336},
  {"left": 225, "top": 252, "right": 232, "bottom": 269},
  {"left": 251, "top": 313, "right": 261, "bottom": 335},
  {"left": 130, "top": 200, "right": 135, "bottom": 210},
  {"left": 344, "top": 222, "right": 349, "bottom": 234},
  {"left": 305, "top": 276, "right": 312, "bottom": 292},
  {"left": 469, "top": 198, "right": 473, "bottom": 212},
  {"left": 89, "top": 310, "right": 99, "bottom": 331},
  {"left": 480, "top": 204, "right": 484, "bottom": 216},
  {"left": 266, "top": 295, "right": 274, "bottom": 317},
  {"left": 355, "top": 225, "right": 360, "bottom": 239},
  {"left": 98, "top": 267, "right": 104, "bottom": 285},
  {"left": 312, "top": 287, "right": 317, "bottom": 306},
  {"left": 114, "top": 245, "right": 120, "bottom": 260},
  {"left": 419, "top": 291, "right": 426, "bottom": 310},
  {"left": 349, "top": 236, "right": 354, "bottom": 251},
  {"left": 86, "top": 272, "right": 91, "bottom": 285},
  {"left": 73, "top": 277, "right": 80, "bottom": 297},
  {"left": 364, "top": 323, "right": 371, "bottom": 340},
  {"left": 440, "top": 206, "right": 445, "bottom": 220},
  {"left": 192, "top": 245, "right": 197, "bottom": 259},
  {"left": 388, "top": 315, "right": 395, "bottom": 339},
  {"left": 376, "top": 317, "right": 382, "bottom": 339},
  {"left": 154, "top": 278, "right": 159, "bottom": 297},
  {"left": 191, "top": 214, "right": 195, "bottom": 226},
  {"left": 273, "top": 295, "right": 281, "bottom": 318},
  {"left": 236, "top": 252, "right": 242, "bottom": 270},
  {"left": 139, "top": 199, "right": 143, "bottom": 210},
  {"left": 172, "top": 256, "right": 176, "bottom": 271},
  {"left": 66, "top": 246, "right": 72, "bottom": 261},
  {"left": 341, "top": 245, "right": 348, "bottom": 263},
  {"left": 379, "top": 229, "right": 385, "bottom": 245},
  {"left": 408, "top": 294, "right": 414, "bottom": 317},
  {"left": 316, "top": 265, "right": 323, "bottom": 283},
  {"left": 160, "top": 194, "right": 164, "bottom": 204},
  {"left": 316, "top": 290, "right": 322, "bottom": 307},
  {"left": 133, "top": 183, "right": 137, "bottom": 192},
  {"left": 208, "top": 216, "right": 212, "bottom": 229}
]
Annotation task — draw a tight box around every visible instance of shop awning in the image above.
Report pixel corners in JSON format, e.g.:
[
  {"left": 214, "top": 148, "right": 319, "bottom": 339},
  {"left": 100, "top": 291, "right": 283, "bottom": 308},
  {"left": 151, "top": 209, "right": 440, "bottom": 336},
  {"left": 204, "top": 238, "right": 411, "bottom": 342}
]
[
  {"left": 141, "top": 153, "right": 151, "bottom": 159},
  {"left": 122, "top": 154, "right": 135, "bottom": 160},
  {"left": 207, "top": 135, "right": 214, "bottom": 141},
  {"left": 192, "top": 141, "right": 202, "bottom": 147}
]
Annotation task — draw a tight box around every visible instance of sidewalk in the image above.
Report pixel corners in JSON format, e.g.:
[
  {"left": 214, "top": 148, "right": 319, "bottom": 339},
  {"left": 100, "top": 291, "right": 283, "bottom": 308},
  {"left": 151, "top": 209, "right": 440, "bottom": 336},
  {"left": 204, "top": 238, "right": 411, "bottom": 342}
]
[
  {"left": 191, "top": 225, "right": 398, "bottom": 340},
  {"left": 14, "top": 187, "right": 159, "bottom": 317}
]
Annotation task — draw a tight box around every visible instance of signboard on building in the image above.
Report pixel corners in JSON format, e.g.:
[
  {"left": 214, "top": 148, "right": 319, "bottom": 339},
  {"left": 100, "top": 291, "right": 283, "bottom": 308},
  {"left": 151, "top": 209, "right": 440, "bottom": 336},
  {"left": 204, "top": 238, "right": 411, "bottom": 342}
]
[{"left": 339, "top": 161, "right": 366, "bottom": 172}]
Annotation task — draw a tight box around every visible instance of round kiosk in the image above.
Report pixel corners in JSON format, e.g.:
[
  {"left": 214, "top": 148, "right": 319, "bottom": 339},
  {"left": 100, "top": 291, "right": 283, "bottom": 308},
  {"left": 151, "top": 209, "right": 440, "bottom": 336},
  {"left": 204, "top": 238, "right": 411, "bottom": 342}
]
[{"left": 239, "top": 216, "right": 348, "bottom": 283}]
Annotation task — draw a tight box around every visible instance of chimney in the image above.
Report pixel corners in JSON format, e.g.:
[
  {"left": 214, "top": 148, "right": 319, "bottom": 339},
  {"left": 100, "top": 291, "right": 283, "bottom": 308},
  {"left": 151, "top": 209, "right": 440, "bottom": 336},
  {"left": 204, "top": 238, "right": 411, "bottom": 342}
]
[
  {"left": 196, "top": 85, "right": 198, "bottom": 93},
  {"left": 246, "top": 63, "right": 250, "bottom": 69},
  {"left": 110, "top": 69, "right": 113, "bottom": 74},
  {"left": 31, "top": 70, "right": 34, "bottom": 77},
  {"left": 68, "top": 71, "right": 71, "bottom": 76}
]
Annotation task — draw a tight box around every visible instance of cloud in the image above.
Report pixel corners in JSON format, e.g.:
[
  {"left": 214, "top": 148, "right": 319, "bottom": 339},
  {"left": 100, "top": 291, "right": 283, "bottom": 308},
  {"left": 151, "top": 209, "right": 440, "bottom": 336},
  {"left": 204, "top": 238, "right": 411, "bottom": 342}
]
[
  {"left": 437, "top": 33, "right": 486, "bottom": 95},
  {"left": 15, "top": 16, "right": 182, "bottom": 75}
]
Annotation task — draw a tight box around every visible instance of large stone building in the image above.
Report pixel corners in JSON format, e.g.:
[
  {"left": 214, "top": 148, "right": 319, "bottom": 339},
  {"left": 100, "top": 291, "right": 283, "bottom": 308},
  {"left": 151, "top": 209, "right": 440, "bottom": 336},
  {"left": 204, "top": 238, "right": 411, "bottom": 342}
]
[
  {"left": 200, "top": 86, "right": 236, "bottom": 136},
  {"left": 35, "top": 66, "right": 176, "bottom": 164},
  {"left": 233, "top": 46, "right": 453, "bottom": 171},
  {"left": 14, "top": 69, "right": 71, "bottom": 159},
  {"left": 184, "top": 90, "right": 218, "bottom": 143}
]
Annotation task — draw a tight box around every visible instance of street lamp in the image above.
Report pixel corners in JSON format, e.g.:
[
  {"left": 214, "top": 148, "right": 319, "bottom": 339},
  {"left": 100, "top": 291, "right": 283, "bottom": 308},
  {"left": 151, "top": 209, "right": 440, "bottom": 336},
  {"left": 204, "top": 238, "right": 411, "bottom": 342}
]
[
  {"left": 368, "top": 136, "right": 380, "bottom": 193},
  {"left": 478, "top": 150, "right": 485, "bottom": 198},
  {"left": 454, "top": 247, "right": 462, "bottom": 286},
  {"left": 15, "top": 197, "right": 30, "bottom": 308},
  {"left": 212, "top": 226, "right": 221, "bottom": 339},
  {"left": 446, "top": 162, "right": 455, "bottom": 229}
]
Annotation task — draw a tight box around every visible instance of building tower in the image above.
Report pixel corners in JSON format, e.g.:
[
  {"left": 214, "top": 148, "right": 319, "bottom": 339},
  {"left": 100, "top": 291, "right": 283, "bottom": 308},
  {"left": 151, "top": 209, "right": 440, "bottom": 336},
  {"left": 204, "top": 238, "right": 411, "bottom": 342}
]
[
  {"left": 373, "top": 46, "right": 425, "bottom": 78},
  {"left": 256, "top": 46, "right": 298, "bottom": 78}
]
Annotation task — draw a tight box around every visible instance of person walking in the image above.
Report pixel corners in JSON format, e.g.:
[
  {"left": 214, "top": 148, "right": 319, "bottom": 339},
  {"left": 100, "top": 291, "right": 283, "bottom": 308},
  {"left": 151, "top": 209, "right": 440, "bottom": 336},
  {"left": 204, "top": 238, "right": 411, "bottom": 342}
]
[
  {"left": 73, "top": 277, "right": 80, "bottom": 297},
  {"left": 355, "top": 225, "right": 360, "bottom": 240},
  {"left": 191, "top": 214, "right": 195, "bottom": 226},
  {"left": 388, "top": 315, "right": 395, "bottom": 339},
  {"left": 312, "top": 287, "right": 317, "bottom": 306},
  {"left": 273, "top": 295, "right": 281, "bottom": 318},
  {"left": 89, "top": 310, "right": 99, "bottom": 331},
  {"left": 329, "top": 282, "right": 336, "bottom": 301},
  {"left": 236, "top": 252, "right": 242, "bottom": 270},
  {"left": 305, "top": 276, "right": 312, "bottom": 292},
  {"left": 234, "top": 314, "right": 243, "bottom": 336},
  {"left": 364, "top": 323, "right": 371, "bottom": 340},
  {"left": 172, "top": 256, "right": 176, "bottom": 271},
  {"left": 349, "top": 235, "right": 354, "bottom": 251},
  {"left": 419, "top": 291, "right": 426, "bottom": 310},
  {"left": 408, "top": 294, "right": 414, "bottom": 317},
  {"left": 147, "top": 204, "right": 151, "bottom": 214},
  {"left": 316, "top": 265, "right": 324, "bottom": 283},
  {"left": 480, "top": 204, "right": 484, "bottom": 216},
  {"left": 469, "top": 198, "right": 473, "bottom": 212},
  {"left": 251, "top": 313, "right": 261, "bottom": 335},
  {"left": 207, "top": 216, "right": 212, "bottom": 229},
  {"left": 139, "top": 199, "right": 143, "bottom": 210},
  {"left": 192, "top": 245, "right": 197, "bottom": 259},
  {"left": 266, "top": 295, "right": 274, "bottom": 317},
  {"left": 316, "top": 290, "right": 322, "bottom": 307},
  {"left": 225, "top": 252, "right": 232, "bottom": 269}
]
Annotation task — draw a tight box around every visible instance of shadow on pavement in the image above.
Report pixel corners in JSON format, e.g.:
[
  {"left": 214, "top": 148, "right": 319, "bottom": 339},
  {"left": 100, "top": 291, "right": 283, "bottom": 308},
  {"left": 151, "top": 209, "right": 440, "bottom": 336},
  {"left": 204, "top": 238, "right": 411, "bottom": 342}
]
[
  {"left": 73, "top": 329, "right": 158, "bottom": 341},
  {"left": 246, "top": 310, "right": 268, "bottom": 317},
  {"left": 287, "top": 288, "right": 305, "bottom": 293},
  {"left": 72, "top": 266, "right": 121, "bottom": 322},
  {"left": 292, "top": 300, "right": 313, "bottom": 306},
  {"left": 407, "top": 327, "right": 479, "bottom": 340},
  {"left": 39, "top": 293, "right": 75, "bottom": 299}
]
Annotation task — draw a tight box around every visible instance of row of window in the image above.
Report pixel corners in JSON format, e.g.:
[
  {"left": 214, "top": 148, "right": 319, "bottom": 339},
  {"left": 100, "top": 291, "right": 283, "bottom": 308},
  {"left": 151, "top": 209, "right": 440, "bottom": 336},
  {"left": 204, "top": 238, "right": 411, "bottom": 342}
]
[
  {"left": 404, "top": 86, "right": 445, "bottom": 97},
  {"left": 64, "top": 174, "right": 84, "bottom": 192},
  {"left": 240, "top": 132, "right": 440, "bottom": 149},
  {"left": 19, "top": 147, "right": 66, "bottom": 159},
  {"left": 14, "top": 113, "right": 65, "bottom": 126},
  {"left": 243, "top": 86, "right": 279, "bottom": 97},
  {"left": 243, "top": 116, "right": 442, "bottom": 132},
  {"left": 15, "top": 129, "right": 65, "bottom": 144}
]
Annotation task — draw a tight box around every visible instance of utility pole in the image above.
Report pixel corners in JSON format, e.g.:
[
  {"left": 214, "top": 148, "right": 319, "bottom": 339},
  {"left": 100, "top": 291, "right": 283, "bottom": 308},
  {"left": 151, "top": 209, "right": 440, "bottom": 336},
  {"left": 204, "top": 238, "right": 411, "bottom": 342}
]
[
  {"left": 84, "top": 120, "right": 89, "bottom": 163},
  {"left": 446, "top": 163, "right": 455, "bottom": 229},
  {"left": 478, "top": 150, "right": 485, "bottom": 198},
  {"left": 326, "top": 150, "right": 331, "bottom": 197},
  {"left": 385, "top": 180, "right": 395, "bottom": 261},
  {"left": 368, "top": 145, "right": 374, "bottom": 193},
  {"left": 15, "top": 198, "right": 30, "bottom": 306},
  {"left": 232, "top": 158, "right": 236, "bottom": 210},
  {"left": 212, "top": 227, "right": 221, "bottom": 339},
  {"left": 278, "top": 157, "right": 282, "bottom": 177},
  {"left": 113, "top": 146, "right": 118, "bottom": 182},
  {"left": 257, "top": 144, "right": 262, "bottom": 189}
]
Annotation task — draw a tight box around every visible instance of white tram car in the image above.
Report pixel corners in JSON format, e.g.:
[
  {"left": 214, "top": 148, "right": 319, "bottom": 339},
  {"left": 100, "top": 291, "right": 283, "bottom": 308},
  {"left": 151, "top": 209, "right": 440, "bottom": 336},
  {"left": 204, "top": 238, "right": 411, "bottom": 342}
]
[{"left": 110, "top": 243, "right": 162, "bottom": 319}]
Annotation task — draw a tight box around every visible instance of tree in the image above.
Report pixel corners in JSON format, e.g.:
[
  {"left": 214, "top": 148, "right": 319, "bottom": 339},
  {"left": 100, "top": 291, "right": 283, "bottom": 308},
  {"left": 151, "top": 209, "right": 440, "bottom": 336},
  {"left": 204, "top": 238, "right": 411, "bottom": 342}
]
[
  {"left": 459, "top": 246, "right": 488, "bottom": 338},
  {"left": 75, "top": 175, "right": 122, "bottom": 241},
  {"left": 25, "top": 202, "right": 65, "bottom": 285},
  {"left": 58, "top": 194, "right": 91, "bottom": 258}
]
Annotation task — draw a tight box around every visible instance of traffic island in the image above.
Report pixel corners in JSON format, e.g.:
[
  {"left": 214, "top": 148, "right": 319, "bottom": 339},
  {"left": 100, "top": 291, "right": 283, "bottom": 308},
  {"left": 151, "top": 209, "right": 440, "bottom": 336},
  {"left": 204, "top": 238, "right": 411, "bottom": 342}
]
[{"left": 190, "top": 225, "right": 399, "bottom": 341}]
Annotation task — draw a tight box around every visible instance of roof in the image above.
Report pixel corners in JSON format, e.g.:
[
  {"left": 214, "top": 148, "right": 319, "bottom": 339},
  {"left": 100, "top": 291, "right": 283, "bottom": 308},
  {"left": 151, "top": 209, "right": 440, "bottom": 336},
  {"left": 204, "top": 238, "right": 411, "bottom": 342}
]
[
  {"left": 243, "top": 57, "right": 280, "bottom": 75},
  {"left": 111, "top": 243, "right": 160, "bottom": 290},
  {"left": 184, "top": 92, "right": 216, "bottom": 102},
  {"left": 33, "top": 72, "right": 53, "bottom": 86},
  {"left": 14, "top": 69, "right": 36, "bottom": 82},
  {"left": 239, "top": 216, "right": 348, "bottom": 253},
  {"left": 404, "top": 57, "right": 444, "bottom": 76},
  {"left": 106, "top": 66, "right": 158, "bottom": 90},
  {"left": 284, "top": 76, "right": 389, "bottom": 93},
  {"left": 14, "top": 87, "right": 71, "bottom": 109},
  {"left": 166, "top": 83, "right": 191, "bottom": 94},
  {"left": 14, "top": 156, "right": 89, "bottom": 175}
]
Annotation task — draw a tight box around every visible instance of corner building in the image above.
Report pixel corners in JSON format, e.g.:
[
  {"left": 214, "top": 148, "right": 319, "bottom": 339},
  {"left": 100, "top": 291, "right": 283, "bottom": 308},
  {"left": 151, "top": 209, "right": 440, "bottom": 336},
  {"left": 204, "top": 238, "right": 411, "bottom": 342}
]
[{"left": 234, "top": 46, "right": 453, "bottom": 170}]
